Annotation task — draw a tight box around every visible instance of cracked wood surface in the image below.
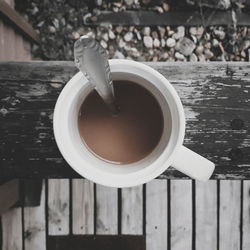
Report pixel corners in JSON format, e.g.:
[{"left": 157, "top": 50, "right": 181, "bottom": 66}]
[{"left": 0, "top": 61, "right": 249, "bottom": 179}]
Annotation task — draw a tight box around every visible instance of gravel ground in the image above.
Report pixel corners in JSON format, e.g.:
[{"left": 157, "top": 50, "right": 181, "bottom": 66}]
[{"left": 19, "top": 0, "right": 250, "bottom": 61}]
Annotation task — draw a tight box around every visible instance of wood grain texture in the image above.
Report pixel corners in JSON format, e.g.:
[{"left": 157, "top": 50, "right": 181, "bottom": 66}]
[
  {"left": 72, "top": 179, "right": 94, "bottom": 234},
  {"left": 146, "top": 180, "right": 168, "bottom": 250},
  {"left": 195, "top": 180, "right": 217, "bottom": 250},
  {"left": 219, "top": 180, "right": 241, "bottom": 250},
  {"left": 24, "top": 181, "right": 46, "bottom": 250},
  {"left": 96, "top": 185, "right": 118, "bottom": 235},
  {"left": 242, "top": 180, "right": 250, "bottom": 250},
  {"left": 171, "top": 180, "right": 192, "bottom": 250},
  {"left": 48, "top": 179, "right": 69, "bottom": 235},
  {"left": 0, "top": 62, "right": 250, "bottom": 179},
  {"left": 121, "top": 185, "right": 143, "bottom": 235},
  {"left": 1, "top": 207, "right": 22, "bottom": 250}
]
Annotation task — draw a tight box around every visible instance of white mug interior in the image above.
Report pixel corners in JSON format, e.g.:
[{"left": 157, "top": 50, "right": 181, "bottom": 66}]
[{"left": 53, "top": 60, "right": 185, "bottom": 187}]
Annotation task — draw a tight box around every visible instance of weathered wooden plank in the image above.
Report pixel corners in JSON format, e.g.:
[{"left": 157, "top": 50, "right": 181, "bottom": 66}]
[
  {"left": 121, "top": 185, "right": 143, "bottom": 235},
  {"left": 242, "top": 180, "right": 250, "bottom": 249},
  {"left": 24, "top": 181, "right": 46, "bottom": 250},
  {"left": 96, "top": 185, "right": 118, "bottom": 235},
  {"left": 219, "top": 180, "right": 241, "bottom": 250},
  {"left": 48, "top": 179, "right": 70, "bottom": 235},
  {"left": 146, "top": 180, "right": 167, "bottom": 250},
  {"left": 196, "top": 180, "right": 217, "bottom": 250},
  {"left": 0, "top": 62, "right": 250, "bottom": 179},
  {"left": 87, "top": 10, "right": 250, "bottom": 26},
  {"left": 171, "top": 180, "right": 192, "bottom": 250},
  {"left": 1, "top": 207, "right": 22, "bottom": 250},
  {"left": 72, "top": 179, "right": 94, "bottom": 234}
]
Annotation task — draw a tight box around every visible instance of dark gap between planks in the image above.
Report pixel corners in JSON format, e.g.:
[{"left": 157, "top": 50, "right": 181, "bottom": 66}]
[
  {"left": 240, "top": 180, "right": 243, "bottom": 250},
  {"left": 192, "top": 181, "right": 196, "bottom": 250},
  {"left": 217, "top": 180, "right": 220, "bottom": 250},
  {"left": 47, "top": 235, "right": 146, "bottom": 250}
]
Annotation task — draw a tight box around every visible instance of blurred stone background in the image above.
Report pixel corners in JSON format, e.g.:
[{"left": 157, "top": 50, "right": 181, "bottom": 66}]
[{"left": 16, "top": 0, "right": 250, "bottom": 61}]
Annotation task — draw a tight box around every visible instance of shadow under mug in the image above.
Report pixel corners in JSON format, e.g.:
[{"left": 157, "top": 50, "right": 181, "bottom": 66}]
[{"left": 53, "top": 59, "right": 215, "bottom": 187}]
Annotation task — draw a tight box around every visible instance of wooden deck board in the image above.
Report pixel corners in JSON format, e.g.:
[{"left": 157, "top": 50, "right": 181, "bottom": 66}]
[
  {"left": 219, "top": 180, "right": 241, "bottom": 250},
  {"left": 72, "top": 179, "right": 94, "bottom": 235},
  {"left": 96, "top": 185, "right": 118, "bottom": 235},
  {"left": 171, "top": 180, "right": 192, "bottom": 250},
  {"left": 195, "top": 180, "right": 217, "bottom": 250},
  {"left": 170, "top": 180, "right": 193, "bottom": 250},
  {"left": 1, "top": 207, "right": 22, "bottom": 250},
  {"left": 48, "top": 179, "right": 70, "bottom": 235},
  {"left": 121, "top": 185, "right": 143, "bottom": 235},
  {"left": 146, "top": 180, "right": 168, "bottom": 250}
]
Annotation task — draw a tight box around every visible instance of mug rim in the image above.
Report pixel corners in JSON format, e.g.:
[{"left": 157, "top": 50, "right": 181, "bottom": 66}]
[{"left": 53, "top": 59, "right": 185, "bottom": 187}]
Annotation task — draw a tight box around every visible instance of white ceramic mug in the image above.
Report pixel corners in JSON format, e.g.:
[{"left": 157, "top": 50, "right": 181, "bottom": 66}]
[{"left": 53, "top": 59, "right": 215, "bottom": 187}]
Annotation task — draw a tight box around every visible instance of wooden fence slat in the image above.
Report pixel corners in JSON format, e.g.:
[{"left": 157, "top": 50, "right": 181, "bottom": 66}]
[
  {"left": 3, "top": 22, "right": 15, "bottom": 60},
  {"left": 171, "top": 180, "right": 192, "bottom": 250},
  {"left": 23, "top": 39, "right": 31, "bottom": 60},
  {"left": 2, "top": 207, "right": 22, "bottom": 250},
  {"left": 72, "top": 179, "right": 94, "bottom": 234},
  {"left": 196, "top": 180, "right": 217, "bottom": 250},
  {"left": 243, "top": 180, "right": 250, "bottom": 250},
  {"left": 121, "top": 185, "right": 143, "bottom": 235},
  {"left": 48, "top": 179, "right": 70, "bottom": 235},
  {"left": 15, "top": 31, "right": 24, "bottom": 61},
  {"left": 96, "top": 185, "right": 118, "bottom": 235},
  {"left": 24, "top": 181, "right": 46, "bottom": 250},
  {"left": 219, "top": 180, "right": 241, "bottom": 250},
  {"left": 146, "top": 180, "right": 168, "bottom": 250},
  {"left": 0, "top": 19, "right": 4, "bottom": 61}
]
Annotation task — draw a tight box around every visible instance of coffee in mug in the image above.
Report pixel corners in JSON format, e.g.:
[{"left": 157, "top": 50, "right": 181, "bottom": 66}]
[{"left": 78, "top": 80, "right": 164, "bottom": 164}]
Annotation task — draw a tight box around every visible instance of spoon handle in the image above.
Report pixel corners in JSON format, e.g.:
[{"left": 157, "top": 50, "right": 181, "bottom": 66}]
[{"left": 74, "top": 35, "right": 118, "bottom": 114}]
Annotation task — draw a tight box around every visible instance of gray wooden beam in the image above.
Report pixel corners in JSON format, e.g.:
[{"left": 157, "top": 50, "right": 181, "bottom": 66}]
[{"left": 0, "top": 61, "right": 249, "bottom": 179}]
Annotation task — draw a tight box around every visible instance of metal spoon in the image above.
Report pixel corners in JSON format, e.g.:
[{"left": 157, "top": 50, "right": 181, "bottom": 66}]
[{"left": 74, "top": 35, "right": 118, "bottom": 114}]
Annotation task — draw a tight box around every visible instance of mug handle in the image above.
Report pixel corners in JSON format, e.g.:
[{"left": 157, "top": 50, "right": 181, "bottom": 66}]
[{"left": 172, "top": 146, "right": 215, "bottom": 181}]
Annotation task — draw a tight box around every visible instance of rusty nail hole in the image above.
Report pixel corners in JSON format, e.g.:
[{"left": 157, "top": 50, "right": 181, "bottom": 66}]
[
  {"left": 228, "top": 148, "right": 243, "bottom": 161},
  {"left": 231, "top": 119, "right": 244, "bottom": 130}
]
